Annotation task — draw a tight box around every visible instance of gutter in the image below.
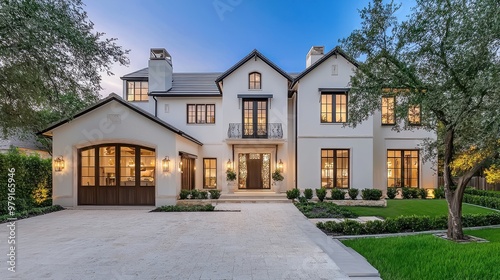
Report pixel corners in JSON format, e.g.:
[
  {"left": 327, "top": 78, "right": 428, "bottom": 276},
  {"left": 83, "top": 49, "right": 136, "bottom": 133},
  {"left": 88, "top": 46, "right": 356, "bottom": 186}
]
[{"left": 153, "top": 95, "right": 158, "bottom": 117}]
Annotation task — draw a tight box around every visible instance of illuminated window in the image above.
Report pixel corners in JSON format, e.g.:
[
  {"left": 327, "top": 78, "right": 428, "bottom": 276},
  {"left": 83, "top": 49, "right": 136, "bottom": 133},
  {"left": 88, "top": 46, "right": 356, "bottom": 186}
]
[
  {"left": 203, "top": 158, "right": 217, "bottom": 189},
  {"left": 249, "top": 72, "right": 261, "bottom": 89},
  {"left": 321, "top": 149, "right": 349, "bottom": 188},
  {"left": 408, "top": 105, "right": 421, "bottom": 125},
  {"left": 126, "top": 81, "right": 148, "bottom": 101},
  {"left": 187, "top": 104, "right": 215, "bottom": 124},
  {"left": 382, "top": 96, "right": 396, "bottom": 125},
  {"left": 321, "top": 92, "right": 347, "bottom": 123},
  {"left": 387, "top": 150, "right": 419, "bottom": 188}
]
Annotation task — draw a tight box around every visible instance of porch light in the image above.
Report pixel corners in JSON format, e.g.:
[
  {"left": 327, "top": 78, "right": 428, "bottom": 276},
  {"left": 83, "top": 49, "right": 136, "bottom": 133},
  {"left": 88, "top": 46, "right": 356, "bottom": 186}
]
[
  {"left": 179, "top": 159, "right": 183, "bottom": 173},
  {"left": 54, "top": 156, "right": 65, "bottom": 172},
  {"left": 162, "top": 156, "right": 170, "bottom": 173},
  {"left": 277, "top": 159, "right": 283, "bottom": 172},
  {"left": 227, "top": 159, "right": 232, "bottom": 170}
]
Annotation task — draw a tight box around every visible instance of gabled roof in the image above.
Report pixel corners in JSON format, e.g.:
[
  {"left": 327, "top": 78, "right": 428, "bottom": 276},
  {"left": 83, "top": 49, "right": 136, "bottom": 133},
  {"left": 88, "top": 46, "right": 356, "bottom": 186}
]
[
  {"left": 38, "top": 93, "right": 203, "bottom": 146},
  {"left": 215, "top": 49, "right": 293, "bottom": 83},
  {"left": 292, "top": 46, "right": 359, "bottom": 86},
  {"left": 120, "top": 67, "right": 148, "bottom": 80}
]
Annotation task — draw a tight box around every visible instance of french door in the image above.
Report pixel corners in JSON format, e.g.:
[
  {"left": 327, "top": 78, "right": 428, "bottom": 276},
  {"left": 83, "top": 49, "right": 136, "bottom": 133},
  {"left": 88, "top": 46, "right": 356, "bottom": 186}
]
[{"left": 242, "top": 99, "right": 268, "bottom": 138}]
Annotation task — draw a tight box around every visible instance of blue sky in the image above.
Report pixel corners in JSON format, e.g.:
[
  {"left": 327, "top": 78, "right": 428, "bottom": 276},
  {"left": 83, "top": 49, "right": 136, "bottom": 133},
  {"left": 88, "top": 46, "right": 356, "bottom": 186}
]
[{"left": 83, "top": 0, "right": 415, "bottom": 96}]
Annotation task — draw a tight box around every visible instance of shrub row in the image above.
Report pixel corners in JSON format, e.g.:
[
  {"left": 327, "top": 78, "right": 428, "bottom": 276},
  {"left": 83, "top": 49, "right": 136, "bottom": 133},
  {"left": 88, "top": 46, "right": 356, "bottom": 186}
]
[
  {"left": 463, "top": 194, "right": 500, "bottom": 210},
  {"left": 179, "top": 189, "right": 220, "bottom": 200},
  {"left": 317, "top": 212, "right": 500, "bottom": 235},
  {"left": 464, "top": 187, "right": 500, "bottom": 199},
  {"left": 152, "top": 204, "right": 215, "bottom": 212},
  {"left": 0, "top": 205, "right": 64, "bottom": 224},
  {"left": 361, "top": 189, "right": 382, "bottom": 200},
  {"left": 288, "top": 188, "right": 377, "bottom": 201},
  {"left": 294, "top": 202, "right": 358, "bottom": 219}
]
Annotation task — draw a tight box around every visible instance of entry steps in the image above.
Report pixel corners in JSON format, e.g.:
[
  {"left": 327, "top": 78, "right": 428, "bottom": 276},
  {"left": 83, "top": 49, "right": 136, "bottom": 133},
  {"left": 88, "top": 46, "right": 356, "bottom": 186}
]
[{"left": 218, "top": 191, "right": 290, "bottom": 203}]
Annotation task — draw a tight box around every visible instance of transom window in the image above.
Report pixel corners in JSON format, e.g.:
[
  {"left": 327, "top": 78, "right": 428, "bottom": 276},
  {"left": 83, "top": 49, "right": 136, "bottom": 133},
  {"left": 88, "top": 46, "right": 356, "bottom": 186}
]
[
  {"left": 321, "top": 92, "right": 348, "bottom": 123},
  {"left": 203, "top": 158, "right": 217, "bottom": 189},
  {"left": 127, "top": 81, "right": 148, "bottom": 102},
  {"left": 249, "top": 72, "right": 261, "bottom": 90},
  {"left": 321, "top": 149, "right": 349, "bottom": 189},
  {"left": 387, "top": 150, "right": 419, "bottom": 188},
  {"left": 187, "top": 104, "right": 215, "bottom": 124},
  {"left": 381, "top": 96, "right": 396, "bottom": 125},
  {"left": 408, "top": 105, "right": 421, "bottom": 125}
]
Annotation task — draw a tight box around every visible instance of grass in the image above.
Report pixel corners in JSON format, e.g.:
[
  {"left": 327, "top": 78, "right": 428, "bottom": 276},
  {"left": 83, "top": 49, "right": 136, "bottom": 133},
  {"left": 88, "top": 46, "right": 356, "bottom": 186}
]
[
  {"left": 342, "top": 228, "right": 500, "bottom": 280},
  {"left": 294, "top": 202, "right": 358, "bottom": 218},
  {"left": 151, "top": 204, "right": 215, "bottom": 212},
  {"left": 344, "top": 199, "right": 495, "bottom": 218}
]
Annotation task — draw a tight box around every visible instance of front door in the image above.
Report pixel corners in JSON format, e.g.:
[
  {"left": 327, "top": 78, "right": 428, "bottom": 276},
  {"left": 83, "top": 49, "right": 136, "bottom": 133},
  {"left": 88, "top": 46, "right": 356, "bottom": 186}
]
[
  {"left": 181, "top": 157, "right": 195, "bottom": 190},
  {"left": 238, "top": 153, "right": 271, "bottom": 189},
  {"left": 243, "top": 99, "right": 268, "bottom": 138}
]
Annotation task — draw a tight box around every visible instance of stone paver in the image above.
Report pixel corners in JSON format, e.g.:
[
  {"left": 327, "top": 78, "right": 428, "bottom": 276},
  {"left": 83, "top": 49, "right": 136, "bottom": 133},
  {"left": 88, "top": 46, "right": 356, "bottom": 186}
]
[{"left": 0, "top": 204, "right": 359, "bottom": 280}]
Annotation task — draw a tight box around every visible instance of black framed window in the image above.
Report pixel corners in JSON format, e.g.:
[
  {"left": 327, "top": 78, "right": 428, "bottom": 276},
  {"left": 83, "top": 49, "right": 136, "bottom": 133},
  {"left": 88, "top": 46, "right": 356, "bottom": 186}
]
[
  {"left": 408, "top": 105, "right": 421, "bottom": 125},
  {"left": 203, "top": 158, "right": 217, "bottom": 189},
  {"left": 321, "top": 92, "right": 347, "bottom": 123},
  {"left": 126, "top": 81, "right": 148, "bottom": 102},
  {"left": 321, "top": 149, "right": 349, "bottom": 188},
  {"left": 381, "top": 96, "right": 396, "bottom": 125},
  {"left": 187, "top": 104, "right": 215, "bottom": 124},
  {"left": 249, "top": 72, "right": 261, "bottom": 90},
  {"left": 387, "top": 150, "right": 419, "bottom": 188}
]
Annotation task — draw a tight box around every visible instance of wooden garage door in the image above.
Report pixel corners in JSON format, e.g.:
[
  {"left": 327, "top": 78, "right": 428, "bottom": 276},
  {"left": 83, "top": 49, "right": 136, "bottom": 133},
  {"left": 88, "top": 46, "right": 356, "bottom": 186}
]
[{"left": 78, "top": 144, "right": 155, "bottom": 205}]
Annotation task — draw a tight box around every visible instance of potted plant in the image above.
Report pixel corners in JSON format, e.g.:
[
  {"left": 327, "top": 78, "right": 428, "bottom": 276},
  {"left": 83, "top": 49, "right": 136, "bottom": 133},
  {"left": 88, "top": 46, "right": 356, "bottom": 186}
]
[
  {"left": 226, "top": 168, "right": 237, "bottom": 194},
  {"left": 272, "top": 169, "right": 284, "bottom": 193}
]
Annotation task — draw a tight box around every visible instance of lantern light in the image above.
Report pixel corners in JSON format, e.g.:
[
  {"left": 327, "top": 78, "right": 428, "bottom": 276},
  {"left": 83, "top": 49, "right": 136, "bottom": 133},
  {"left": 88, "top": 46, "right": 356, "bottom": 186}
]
[
  {"left": 54, "top": 156, "right": 65, "bottom": 172},
  {"left": 162, "top": 156, "right": 170, "bottom": 173}
]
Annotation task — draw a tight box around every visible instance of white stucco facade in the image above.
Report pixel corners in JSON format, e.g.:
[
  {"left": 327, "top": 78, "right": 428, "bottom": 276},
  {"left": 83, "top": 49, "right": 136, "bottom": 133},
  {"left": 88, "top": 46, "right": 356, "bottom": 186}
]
[{"left": 43, "top": 46, "right": 437, "bottom": 207}]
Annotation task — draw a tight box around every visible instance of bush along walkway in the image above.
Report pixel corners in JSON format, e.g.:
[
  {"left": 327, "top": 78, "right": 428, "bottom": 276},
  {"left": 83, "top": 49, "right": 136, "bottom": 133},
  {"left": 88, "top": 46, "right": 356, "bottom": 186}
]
[{"left": 0, "top": 205, "right": 64, "bottom": 223}]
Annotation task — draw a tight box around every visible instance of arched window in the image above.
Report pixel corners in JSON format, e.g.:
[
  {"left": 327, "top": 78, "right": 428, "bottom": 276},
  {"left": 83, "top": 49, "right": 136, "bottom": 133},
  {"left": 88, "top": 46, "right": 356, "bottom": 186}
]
[{"left": 249, "top": 72, "right": 261, "bottom": 89}]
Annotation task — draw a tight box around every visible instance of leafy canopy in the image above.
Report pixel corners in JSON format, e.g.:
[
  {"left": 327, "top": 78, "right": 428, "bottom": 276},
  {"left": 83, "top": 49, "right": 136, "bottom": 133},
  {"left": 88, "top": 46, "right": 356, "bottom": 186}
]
[{"left": 0, "top": 0, "right": 129, "bottom": 137}]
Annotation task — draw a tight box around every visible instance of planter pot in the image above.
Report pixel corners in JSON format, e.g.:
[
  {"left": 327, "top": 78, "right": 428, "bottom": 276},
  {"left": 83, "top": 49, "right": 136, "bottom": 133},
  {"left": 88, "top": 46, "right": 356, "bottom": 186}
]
[
  {"left": 273, "top": 181, "right": 283, "bottom": 193},
  {"left": 226, "top": 181, "right": 236, "bottom": 194}
]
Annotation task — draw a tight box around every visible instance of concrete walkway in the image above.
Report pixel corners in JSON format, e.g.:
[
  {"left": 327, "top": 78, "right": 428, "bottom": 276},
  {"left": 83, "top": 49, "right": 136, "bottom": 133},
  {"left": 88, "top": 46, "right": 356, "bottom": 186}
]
[{"left": 1, "top": 203, "right": 379, "bottom": 280}]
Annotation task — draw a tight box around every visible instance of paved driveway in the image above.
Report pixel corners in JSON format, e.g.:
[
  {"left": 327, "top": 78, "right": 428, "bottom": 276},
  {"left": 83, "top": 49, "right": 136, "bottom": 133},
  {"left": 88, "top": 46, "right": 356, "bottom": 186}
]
[{"left": 1, "top": 204, "right": 362, "bottom": 280}]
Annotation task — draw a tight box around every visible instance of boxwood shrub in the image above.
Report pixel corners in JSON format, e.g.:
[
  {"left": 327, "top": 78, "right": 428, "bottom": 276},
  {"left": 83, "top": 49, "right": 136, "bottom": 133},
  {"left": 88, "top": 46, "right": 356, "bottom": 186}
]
[
  {"left": 331, "top": 188, "right": 346, "bottom": 200},
  {"left": 304, "top": 188, "right": 313, "bottom": 200},
  {"left": 464, "top": 187, "right": 500, "bottom": 198},
  {"left": 316, "top": 212, "right": 500, "bottom": 235},
  {"left": 315, "top": 188, "right": 327, "bottom": 202},
  {"left": 463, "top": 194, "right": 500, "bottom": 210},
  {"left": 361, "top": 189, "right": 382, "bottom": 200}
]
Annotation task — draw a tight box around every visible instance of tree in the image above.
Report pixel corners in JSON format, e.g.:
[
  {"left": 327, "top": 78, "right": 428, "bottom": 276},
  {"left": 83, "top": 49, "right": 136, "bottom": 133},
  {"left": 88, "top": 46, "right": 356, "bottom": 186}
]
[
  {"left": 0, "top": 0, "right": 129, "bottom": 141},
  {"left": 341, "top": 0, "right": 500, "bottom": 240}
]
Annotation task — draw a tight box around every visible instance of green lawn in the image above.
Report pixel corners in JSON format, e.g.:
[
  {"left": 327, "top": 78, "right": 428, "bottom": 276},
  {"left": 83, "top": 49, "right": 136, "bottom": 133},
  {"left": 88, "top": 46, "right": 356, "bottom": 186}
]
[
  {"left": 344, "top": 199, "right": 495, "bottom": 218},
  {"left": 342, "top": 228, "right": 500, "bottom": 280}
]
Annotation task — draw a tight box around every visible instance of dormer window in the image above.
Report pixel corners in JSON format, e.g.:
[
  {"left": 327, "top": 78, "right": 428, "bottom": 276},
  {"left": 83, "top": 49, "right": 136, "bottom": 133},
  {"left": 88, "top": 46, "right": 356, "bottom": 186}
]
[
  {"left": 249, "top": 72, "right": 261, "bottom": 90},
  {"left": 127, "top": 81, "right": 148, "bottom": 102}
]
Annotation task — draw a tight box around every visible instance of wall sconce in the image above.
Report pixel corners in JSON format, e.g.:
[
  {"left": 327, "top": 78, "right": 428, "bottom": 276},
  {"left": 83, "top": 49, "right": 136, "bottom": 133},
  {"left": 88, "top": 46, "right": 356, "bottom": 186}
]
[
  {"left": 179, "top": 159, "right": 183, "bottom": 173},
  {"left": 277, "top": 159, "right": 283, "bottom": 172},
  {"left": 54, "top": 156, "right": 65, "bottom": 172},
  {"left": 226, "top": 159, "right": 232, "bottom": 170},
  {"left": 162, "top": 156, "right": 170, "bottom": 173}
]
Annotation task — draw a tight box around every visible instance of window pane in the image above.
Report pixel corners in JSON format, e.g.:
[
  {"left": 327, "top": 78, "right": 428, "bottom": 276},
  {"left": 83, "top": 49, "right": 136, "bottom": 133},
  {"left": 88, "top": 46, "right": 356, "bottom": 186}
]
[
  {"left": 203, "top": 158, "right": 217, "bottom": 189},
  {"left": 187, "top": 105, "right": 196, "bottom": 123},
  {"left": 120, "top": 146, "right": 135, "bottom": 186},
  {"left": 382, "top": 97, "right": 395, "bottom": 124},
  {"left": 81, "top": 148, "right": 95, "bottom": 186},
  {"left": 409, "top": 105, "right": 421, "bottom": 125},
  {"left": 387, "top": 150, "right": 419, "bottom": 188},
  {"left": 206, "top": 105, "right": 215, "bottom": 123},
  {"left": 335, "top": 94, "right": 347, "bottom": 123},
  {"left": 321, "top": 149, "right": 349, "bottom": 189},
  {"left": 140, "top": 149, "right": 155, "bottom": 186},
  {"left": 99, "top": 146, "right": 116, "bottom": 186},
  {"left": 197, "top": 105, "right": 206, "bottom": 123},
  {"left": 321, "top": 94, "right": 333, "bottom": 123},
  {"left": 127, "top": 81, "right": 148, "bottom": 102}
]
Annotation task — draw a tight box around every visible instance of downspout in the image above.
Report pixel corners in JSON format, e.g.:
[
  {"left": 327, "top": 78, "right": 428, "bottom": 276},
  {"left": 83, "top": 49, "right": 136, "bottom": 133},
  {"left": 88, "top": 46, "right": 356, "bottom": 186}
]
[
  {"left": 294, "top": 90, "right": 298, "bottom": 189},
  {"left": 153, "top": 95, "right": 158, "bottom": 117}
]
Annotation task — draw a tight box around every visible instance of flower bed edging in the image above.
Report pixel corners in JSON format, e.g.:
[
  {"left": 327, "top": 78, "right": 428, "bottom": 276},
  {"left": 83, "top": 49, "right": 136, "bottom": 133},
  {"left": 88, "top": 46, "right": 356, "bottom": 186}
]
[{"left": 323, "top": 199, "right": 387, "bottom": 207}]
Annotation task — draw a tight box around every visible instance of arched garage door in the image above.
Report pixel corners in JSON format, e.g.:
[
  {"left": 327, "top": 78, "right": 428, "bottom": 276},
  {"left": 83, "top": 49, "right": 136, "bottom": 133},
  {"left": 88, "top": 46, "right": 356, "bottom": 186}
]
[{"left": 78, "top": 144, "right": 155, "bottom": 205}]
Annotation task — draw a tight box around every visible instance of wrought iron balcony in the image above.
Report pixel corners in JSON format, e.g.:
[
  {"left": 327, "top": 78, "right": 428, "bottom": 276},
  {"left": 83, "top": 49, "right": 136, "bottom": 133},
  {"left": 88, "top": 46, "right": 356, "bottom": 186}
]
[{"left": 227, "top": 123, "right": 283, "bottom": 139}]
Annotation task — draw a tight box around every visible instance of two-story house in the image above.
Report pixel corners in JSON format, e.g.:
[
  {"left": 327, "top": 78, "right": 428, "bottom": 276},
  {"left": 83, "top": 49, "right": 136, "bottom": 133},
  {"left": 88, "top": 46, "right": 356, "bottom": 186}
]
[{"left": 41, "top": 46, "right": 437, "bottom": 207}]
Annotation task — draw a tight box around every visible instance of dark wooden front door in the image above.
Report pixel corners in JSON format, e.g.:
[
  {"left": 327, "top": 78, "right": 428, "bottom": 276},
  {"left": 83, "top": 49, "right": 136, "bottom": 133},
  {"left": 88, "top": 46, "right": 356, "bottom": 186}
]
[
  {"left": 181, "top": 157, "right": 195, "bottom": 190},
  {"left": 246, "top": 157, "right": 263, "bottom": 189}
]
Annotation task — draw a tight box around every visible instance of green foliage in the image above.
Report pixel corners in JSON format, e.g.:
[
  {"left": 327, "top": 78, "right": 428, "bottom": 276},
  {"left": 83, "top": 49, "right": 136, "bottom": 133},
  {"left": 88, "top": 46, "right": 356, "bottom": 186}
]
[
  {"left": 190, "top": 189, "right": 199, "bottom": 200},
  {"left": 348, "top": 188, "right": 359, "bottom": 200},
  {"left": 315, "top": 188, "right": 327, "bottom": 202},
  {"left": 295, "top": 202, "right": 358, "bottom": 219},
  {"left": 463, "top": 194, "right": 500, "bottom": 210},
  {"left": 226, "top": 169, "right": 236, "bottom": 181},
  {"left": 179, "top": 189, "right": 190, "bottom": 200},
  {"left": 318, "top": 213, "right": 500, "bottom": 235},
  {"left": 304, "top": 188, "right": 313, "bottom": 200},
  {"left": 152, "top": 204, "right": 215, "bottom": 212},
  {"left": 361, "top": 189, "right": 382, "bottom": 200},
  {"left": 0, "top": 0, "right": 129, "bottom": 138},
  {"left": 401, "top": 187, "right": 419, "bottom": 199},
  {"left": 272, "top": 169, "right": 284, "bottom": 182},
  {"left": 342, "top": 228, "right": 500, "bottom": 280},
  {"left": 286, "top": 188, "right": 300, "bottom": 200},
  {"left": 297, "top": 196, "right": 308, "bottom": 204},
  {"left": 331, "top": 188, "right": 346, "bottom": 200},
  {"left": 0, "top": 148, "right": 52, "bottom": 208},
  {"left": 418, "top": 188, "right": 427, "bottom": 199},
  {"left": 198, "top": 191, "right": 208, "bottom": 199},
  {"left": 209, "top": 190, "right": 221, "bottom": 199},
  {"left": 434, "top": 186, "right": 446, "bottom": 199},
  {"left": 0, "top": 205, "right": 64, "bottom": 223},
  {"left": 464, "top": 187, "right": 500, "bottom": 199},
  {"left": 386, "top": 187, "right": 398, "bottom": 199}
]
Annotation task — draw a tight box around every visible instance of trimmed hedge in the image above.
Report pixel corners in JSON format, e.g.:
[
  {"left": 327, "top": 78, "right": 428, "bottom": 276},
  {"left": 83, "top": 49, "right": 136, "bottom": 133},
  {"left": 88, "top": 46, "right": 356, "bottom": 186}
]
[
  {"left": 361, "top": 189, "right": 382, "bottom": 200},
  {"left": 294, "top": 202, "right": 358, "bottom": 219},
  {"left": 463, "top": 194, "right": 500, "bottom": 210},
  {"left": 317, "top": 212, "right": 500, "bottom": 235},
  {"left": 152, "top": 204, "right": 215, "bottom": 212},
  {"left": 464, "top": 187, "right": 500, "bottom": 199},
  {"left": 0, "top": 205, "right": 64, "bottom": 223}
]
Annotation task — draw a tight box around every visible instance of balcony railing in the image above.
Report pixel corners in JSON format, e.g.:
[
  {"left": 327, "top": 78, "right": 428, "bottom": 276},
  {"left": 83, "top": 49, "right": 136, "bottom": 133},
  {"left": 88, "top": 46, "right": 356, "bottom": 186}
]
[{"left": 227, "top": 123, "right": 283, "bottom": 139}]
